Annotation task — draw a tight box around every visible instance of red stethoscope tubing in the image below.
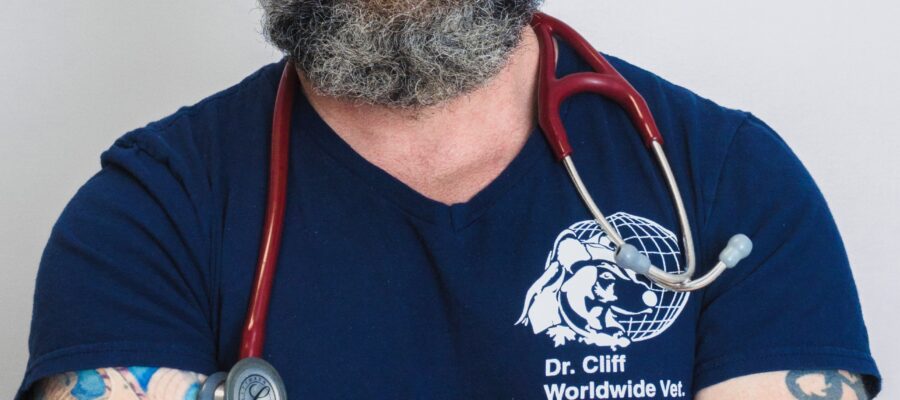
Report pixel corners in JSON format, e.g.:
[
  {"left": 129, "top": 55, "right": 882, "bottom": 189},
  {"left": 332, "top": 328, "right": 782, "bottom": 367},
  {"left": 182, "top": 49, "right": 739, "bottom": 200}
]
[
  {"left": 532, "top": 12, "right": 663, "bottom": 158},
  {"left": 238, "top": 12, "right": 665, "bottom": 360},
  {"left": 239, "top": 61, "right": 297, "bottom": 359}
]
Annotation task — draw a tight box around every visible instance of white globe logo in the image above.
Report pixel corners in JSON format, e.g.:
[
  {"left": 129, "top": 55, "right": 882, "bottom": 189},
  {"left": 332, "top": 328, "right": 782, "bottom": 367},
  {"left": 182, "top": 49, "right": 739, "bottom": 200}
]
[
  {"left": 516, "top": 212, "right": 689, "bottom": 348},
  {"left": 569, "top": 213, "right": 689, "bottom": 341}
]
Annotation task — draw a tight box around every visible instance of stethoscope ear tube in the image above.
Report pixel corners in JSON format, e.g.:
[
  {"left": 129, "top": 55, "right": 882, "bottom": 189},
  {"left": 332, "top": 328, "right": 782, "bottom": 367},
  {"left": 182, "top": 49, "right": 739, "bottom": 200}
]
[
  {"left": 539, "top": 11, "right": 754, "bottom": 291},
  {"left": 204, "top": 60, "right": 298, "bottom": 400}
]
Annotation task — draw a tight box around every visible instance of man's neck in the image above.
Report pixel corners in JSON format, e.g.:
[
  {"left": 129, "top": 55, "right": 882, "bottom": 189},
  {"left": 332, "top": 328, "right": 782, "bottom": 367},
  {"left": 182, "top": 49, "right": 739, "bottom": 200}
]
[{"left": 298, "top": 26, "right": 540, "bottom": 205}]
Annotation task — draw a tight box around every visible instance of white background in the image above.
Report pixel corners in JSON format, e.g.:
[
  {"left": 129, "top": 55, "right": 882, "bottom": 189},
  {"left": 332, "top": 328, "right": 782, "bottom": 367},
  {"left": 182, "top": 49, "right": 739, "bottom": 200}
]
[{"left": 1, "top": 1, "right": 897, "bottom": 397}]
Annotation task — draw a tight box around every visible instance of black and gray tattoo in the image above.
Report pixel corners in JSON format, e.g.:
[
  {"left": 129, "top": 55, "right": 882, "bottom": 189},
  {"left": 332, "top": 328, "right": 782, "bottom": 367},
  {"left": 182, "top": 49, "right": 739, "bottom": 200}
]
[{"left": 785, "top": 370, "right": 868, "bottom": 400}]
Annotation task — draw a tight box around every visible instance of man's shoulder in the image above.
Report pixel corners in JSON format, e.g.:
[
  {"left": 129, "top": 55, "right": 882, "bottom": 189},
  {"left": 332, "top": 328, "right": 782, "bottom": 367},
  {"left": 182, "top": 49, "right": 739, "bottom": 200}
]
[
  {"left": 99, "top": 59, "right": 285, "bottom": 183},
  {"left": 145, "top": 59, "right": 284, "bottom": 135},
  {"left": 567, "top": 50, "right": 754, "bottom": 168},
  {"left": 601, "top": 52, "right": 750, "bottom": 134},
  {"left": 583, "top": 52, "right": 775, "bottom": 212}
]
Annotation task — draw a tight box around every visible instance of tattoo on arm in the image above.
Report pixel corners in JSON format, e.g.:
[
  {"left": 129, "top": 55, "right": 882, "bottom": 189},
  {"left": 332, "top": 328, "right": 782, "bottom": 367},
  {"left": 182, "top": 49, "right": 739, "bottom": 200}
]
[
  {"left": 785, "top": 370, "right": 869, "bottom": 400},
  {"left": 33, "top": 367, "right": 205, "bottom": 400}
]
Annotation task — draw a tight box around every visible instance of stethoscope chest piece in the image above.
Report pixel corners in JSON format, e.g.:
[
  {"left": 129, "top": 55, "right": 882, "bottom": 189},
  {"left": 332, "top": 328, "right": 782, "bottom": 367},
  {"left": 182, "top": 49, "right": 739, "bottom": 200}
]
[
  {"left": 200, "top": 357, "right": 287, "bottom": 400},
  {"left": 226, "top": 357, "right": 287, "bottom": 400}
]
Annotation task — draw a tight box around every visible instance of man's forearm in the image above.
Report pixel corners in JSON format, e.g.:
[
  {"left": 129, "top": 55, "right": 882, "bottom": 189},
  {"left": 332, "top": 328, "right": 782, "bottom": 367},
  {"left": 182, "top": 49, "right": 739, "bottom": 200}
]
[
  {"left": 696, "top": 370, "right": 870, "bottom": 400},
  {"left": 33, "top": 367, "right": 204, "bottom": 400}
]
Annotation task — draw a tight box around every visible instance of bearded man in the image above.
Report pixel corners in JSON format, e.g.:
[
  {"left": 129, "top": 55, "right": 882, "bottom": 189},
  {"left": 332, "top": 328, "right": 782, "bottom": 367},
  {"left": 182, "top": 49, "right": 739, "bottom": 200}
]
[{"left": 18, "top": 1, "right": 880, "bottom": 399}]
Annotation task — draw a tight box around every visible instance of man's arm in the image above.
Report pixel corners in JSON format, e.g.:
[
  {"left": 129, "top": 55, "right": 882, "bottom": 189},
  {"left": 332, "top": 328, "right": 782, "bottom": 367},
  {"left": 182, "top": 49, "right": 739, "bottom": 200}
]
[
  {"left": 696, "top": 370, "right": 869, "bottom": 400},
  {"left": 32, "top": 367, "right": 205, "bottom": 400}
]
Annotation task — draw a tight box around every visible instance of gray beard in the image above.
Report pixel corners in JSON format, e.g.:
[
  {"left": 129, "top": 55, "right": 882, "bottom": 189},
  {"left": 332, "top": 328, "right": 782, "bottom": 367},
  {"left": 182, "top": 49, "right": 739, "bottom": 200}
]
[{"left": 260, "top": 0, "right": 542, "bottom": 109}]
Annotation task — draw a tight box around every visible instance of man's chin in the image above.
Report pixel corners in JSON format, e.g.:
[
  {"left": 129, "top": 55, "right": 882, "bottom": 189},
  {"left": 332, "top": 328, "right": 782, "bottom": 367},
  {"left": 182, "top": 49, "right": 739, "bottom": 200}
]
[{"left": 263, "top": 0, "right": 542, "bottom": 108}]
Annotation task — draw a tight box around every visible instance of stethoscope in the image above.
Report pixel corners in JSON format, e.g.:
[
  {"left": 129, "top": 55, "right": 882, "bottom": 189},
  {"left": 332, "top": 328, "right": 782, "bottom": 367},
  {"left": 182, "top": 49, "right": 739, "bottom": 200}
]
[{"left": 198, "top": 12, "right": 753, "bottom": 400}]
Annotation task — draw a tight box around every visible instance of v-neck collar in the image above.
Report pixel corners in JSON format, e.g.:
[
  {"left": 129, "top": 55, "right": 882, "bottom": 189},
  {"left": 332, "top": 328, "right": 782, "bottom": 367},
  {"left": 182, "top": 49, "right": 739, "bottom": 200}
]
[{"left": 291, "top": 40, "right": 580, "bottom": 231}]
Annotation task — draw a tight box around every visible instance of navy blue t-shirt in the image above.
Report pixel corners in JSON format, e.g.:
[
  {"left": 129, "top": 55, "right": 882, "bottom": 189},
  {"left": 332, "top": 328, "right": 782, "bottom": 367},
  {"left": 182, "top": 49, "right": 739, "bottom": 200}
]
[{"left": 20, "top": 40, "right": 880, "bottom": 399}]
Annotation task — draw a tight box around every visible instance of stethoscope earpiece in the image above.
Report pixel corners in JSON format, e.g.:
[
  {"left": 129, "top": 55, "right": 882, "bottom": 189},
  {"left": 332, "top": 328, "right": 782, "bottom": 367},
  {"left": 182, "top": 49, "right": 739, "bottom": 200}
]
[
  {"left": 719, "top": 234, "right": 753, "bottom": 269},
  {"left": 198, "top": 358, "right": 287, "bottom": 400}
]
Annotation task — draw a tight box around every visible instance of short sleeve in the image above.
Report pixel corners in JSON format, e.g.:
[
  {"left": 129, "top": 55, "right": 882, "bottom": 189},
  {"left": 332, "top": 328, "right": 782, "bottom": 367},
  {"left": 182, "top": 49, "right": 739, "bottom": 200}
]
[
  {"left": 692, "top": 114, "right": 881, "bottom": 396},
  {"left": 16, "top": 129, "right": 218, "bottom": 399}
]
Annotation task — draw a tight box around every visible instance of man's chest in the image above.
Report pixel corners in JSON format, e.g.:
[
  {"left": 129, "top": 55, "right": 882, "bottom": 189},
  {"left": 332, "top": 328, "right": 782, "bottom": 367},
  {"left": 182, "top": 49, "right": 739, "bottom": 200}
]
[
  {"left": 217, "top": 202, "right": 702, "bottom": 398},
  {"left": 211, "top": 120, "right": 709, "bottom": 397}
]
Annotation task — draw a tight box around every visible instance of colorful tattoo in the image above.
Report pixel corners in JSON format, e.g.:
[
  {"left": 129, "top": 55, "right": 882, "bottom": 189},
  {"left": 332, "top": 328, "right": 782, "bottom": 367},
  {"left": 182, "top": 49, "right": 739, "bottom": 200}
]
[
  {"left": 33, "top": 367, "right": 205, "bottom": 400},
  {"left": 70, "top": 371, "right": 107, "bottom": 400},
  {"left": 785, "top": 370, "right": 869, "bottom": 400}
]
